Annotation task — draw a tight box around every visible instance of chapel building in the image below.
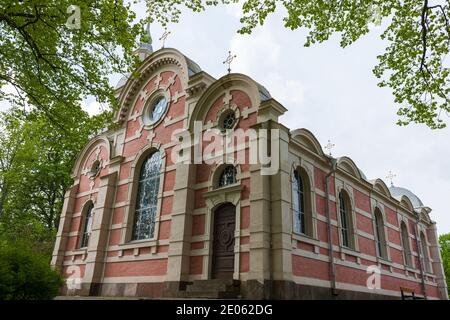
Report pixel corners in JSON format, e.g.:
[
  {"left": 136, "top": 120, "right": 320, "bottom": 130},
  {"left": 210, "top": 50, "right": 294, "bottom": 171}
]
[{"left": 51, "top": 40, "right": 448, "bottom": 299}]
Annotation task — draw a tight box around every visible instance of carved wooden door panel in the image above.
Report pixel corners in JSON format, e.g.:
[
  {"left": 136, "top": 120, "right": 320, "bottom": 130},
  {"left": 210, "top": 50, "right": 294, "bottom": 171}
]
[{"left": 211, "top": 203, "right": 236, "bottom": 279}]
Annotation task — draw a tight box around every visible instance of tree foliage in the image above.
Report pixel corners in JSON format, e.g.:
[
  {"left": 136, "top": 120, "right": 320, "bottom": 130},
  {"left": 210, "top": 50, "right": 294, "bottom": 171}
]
[
  {"left": 0, "top": 240, "right": 63, "bottom": 300},
  {"left": 439, "top": 233, "right": 450, "bottom": 295},
  {"left": 147, "top": 0, "right": 450, "bottom": 129},
  {"left": 0, "top": 0, "right": 146, "bottom": 120},
  {"left": 0, "top": 105, "right": 108, "bottom": 252}
]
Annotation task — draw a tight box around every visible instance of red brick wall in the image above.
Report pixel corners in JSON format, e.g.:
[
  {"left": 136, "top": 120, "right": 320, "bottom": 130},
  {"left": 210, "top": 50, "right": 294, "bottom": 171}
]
[
  {"left": 104, "top": 259, "right": 168, "bottom": 277},
  {"left": 354, "top": 189, "right": 371, "bottom": 213},
  {"left": 291, "top": 162, "right": 441, "bottom": 298},
  {"left": 292, "top": 255, "right": 329, "bottom": 280}
]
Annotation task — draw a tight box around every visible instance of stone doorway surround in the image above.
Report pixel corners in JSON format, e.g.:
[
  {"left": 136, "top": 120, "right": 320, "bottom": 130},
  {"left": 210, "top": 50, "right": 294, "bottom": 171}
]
[{"left": 203, "top": 184, "right": 242, "bottom": 281}]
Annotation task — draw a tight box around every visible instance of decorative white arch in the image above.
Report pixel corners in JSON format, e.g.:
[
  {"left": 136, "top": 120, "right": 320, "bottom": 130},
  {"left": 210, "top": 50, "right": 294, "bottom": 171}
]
[
  {"left": 290, "top": 128, "right": 325, "bottom": 157},
  {"left": 337, "top": 156, "right": 363, "bottom": 180},
  {"left": 399, "top": 195, "right": 414, "bottom": 212},
  {"left": 208, "top": 160, "right": 242, "bottom": 191},
  {"left": 371, "top": 178, "right": 391, "bottom": 198},
  {"left": 188, "top": 73, "right": 263, "bottom": 131},
  {"left": 71, "top": 136, "right": 111, "bottom": 178},
  {"left": 115, "top": 48, "right": 197, "bottom": 124}
]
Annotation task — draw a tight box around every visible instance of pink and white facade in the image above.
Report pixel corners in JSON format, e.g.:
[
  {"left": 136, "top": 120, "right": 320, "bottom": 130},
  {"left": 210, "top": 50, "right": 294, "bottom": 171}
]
[{"left": 51, "top": 47, "right": 448, "bottom": 299}]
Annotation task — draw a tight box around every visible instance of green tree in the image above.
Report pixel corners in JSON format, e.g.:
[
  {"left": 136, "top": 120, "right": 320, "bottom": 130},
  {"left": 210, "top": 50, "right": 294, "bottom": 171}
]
[
  {"left": 0, "top": 0, "right": 146, "bottom": 120},
  {"left": 439, "top": 233, "right": 450, "bottom": 295},
  {"left": 148, "top": 0, "right": 450, "bottom": 129},
  {"left": 0, "top": 108, "right": 23, "bottom": 217},
  {"left": 0, "top": 240, "right": 63, "bottom": 300},
  {"left": 0, "top": 105, "right": 108, "bottom": 255}
]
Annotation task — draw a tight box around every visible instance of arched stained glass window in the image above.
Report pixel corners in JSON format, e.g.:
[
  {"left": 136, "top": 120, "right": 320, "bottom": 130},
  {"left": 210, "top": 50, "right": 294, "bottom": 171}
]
[
  {"left": 80, "top": 202, "right": 94, "bottom": 248},
  {"left": 218, "top": 166, "right": 237, "bottom": 188},
  {"left": 292, "top": 170, "right": 306, "bottom": 234},
  {"left": 132, "top": 151, "right": 162, "bottom": 240}
]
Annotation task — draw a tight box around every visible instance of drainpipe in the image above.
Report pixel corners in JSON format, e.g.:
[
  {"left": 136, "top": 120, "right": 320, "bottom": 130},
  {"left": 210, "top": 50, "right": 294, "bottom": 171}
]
[
  {"left": 263, "top": 121, "right": 273, "bottom": 300},
  {"left": 415, "top": 216, "right": 428, "bottom": 299},
  {"left": 268, "top": 167, "right": 273, "bottom": 300},
  {"left": 325, "top": 156, "right": 338, "bottom": 296}
]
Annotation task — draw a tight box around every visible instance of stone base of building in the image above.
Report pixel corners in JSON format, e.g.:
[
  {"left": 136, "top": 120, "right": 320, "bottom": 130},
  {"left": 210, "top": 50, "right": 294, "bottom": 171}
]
[
  {"left": 60, "top": 280, "right": 402, "bottom": 300},
  {"left": 241, "top": 280, "right": 401, "bottom": 300}
]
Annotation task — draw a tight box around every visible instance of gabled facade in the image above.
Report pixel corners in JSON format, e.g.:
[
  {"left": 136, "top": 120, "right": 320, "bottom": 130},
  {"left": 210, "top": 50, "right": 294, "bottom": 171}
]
[{"left": 52, "top": 48, "right": 448, "bottom": 299}]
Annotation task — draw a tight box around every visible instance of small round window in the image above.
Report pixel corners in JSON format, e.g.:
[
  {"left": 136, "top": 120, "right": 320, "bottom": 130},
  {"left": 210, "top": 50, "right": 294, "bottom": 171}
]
[
  {"left": 149, "top": 96, "right": 167, "bottom": 124},
  {"left": 89, "top": 160, "right": 101, "bottom": 178},
  {"left": 220, "top": 110, "right": 236, "bottom": 130}
]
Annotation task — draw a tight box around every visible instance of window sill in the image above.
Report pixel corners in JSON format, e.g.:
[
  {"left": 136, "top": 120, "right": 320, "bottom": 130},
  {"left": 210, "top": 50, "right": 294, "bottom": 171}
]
[
  {"left": 292, "top": 233, "right": 319, "bottom": 246},
  {"left": 71, "top": 248, "right": 87, "bottom": 255},
  {"left": 69, "top": 248, "right": 87, "bottom": 261},
  {"left": 340, "top": 246, "right": 360, "bottom": 256},
  {"left": 119, "top": 239, "right": 158, "bottom": 250},
  {"left": 377, "top": 256, "right": 391, "bottom": 264},
  {"left": 405, "top": 266, "right": 417, "bottom": 273}
]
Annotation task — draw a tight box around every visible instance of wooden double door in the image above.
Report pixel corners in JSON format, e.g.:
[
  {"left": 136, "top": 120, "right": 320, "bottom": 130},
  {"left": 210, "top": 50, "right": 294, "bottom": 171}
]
[{"left": 211, "top": 203, "right": 236, "bottom": 279}]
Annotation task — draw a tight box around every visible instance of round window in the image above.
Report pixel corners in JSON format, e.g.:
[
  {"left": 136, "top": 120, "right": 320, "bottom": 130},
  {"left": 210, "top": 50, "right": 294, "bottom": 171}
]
[
  {"left": 89, "top": 160, "right": 101, "bottom": 178},
  {"left": 220, "top": 110, "right": 236, "bottom": 130},
  {"left": 149, "top": 96, "right": 168, "bottom": 124}
]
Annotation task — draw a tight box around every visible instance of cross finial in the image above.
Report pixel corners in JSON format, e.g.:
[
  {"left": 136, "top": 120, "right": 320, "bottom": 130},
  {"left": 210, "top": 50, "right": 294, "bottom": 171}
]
[
  {"left": 159, "top": 29, "right": 171, "bottom": 48},
  {"left": 324, "top": 140, "right": 335, "bottom": 156},
  {"left": 386, "top": 171, "right": 396, "bottom": 186},
  {"left": 223, "top": 50, "right": 237, "bottom": 74}
]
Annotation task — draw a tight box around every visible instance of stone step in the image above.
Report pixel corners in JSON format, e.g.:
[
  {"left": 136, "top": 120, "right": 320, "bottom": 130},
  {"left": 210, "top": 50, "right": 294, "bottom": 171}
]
[
  {"left": 185, "top": 290, "right": 238, "bottom": 299},
  {"left": 184, "top": 279, "right": 241, "bottom": 299},
  {"left": 192, "top": 279, "right": 239, "bottom": 286},
  {"left": 187, "top": 284, "right": 238, "bottom": 293}
]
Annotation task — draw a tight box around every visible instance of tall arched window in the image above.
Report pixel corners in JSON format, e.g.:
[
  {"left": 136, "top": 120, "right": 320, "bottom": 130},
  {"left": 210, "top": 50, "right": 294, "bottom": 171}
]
[
  {"left": 80, "top": 202, "right": 94, "bottom": 248},
  {"left": 218, "top": 165, "right": 237, "bottom": 188},
  {"left": 339, "top": 191, "right": 353, "bottom": 248},
  {"left": 420, "top": 232, "right": 431, "bottom": 273},
  {"left": 292, "top": 169, "right": 309, "bottom": 235},
  {"left": 400, "top": 221, "right": 412, "bottom": 267},
  {"left": 132, "top": 151, "right": 162, "bottom": 240},
  {"left": 374, "top": 209, "right": 387, "bottom": 259}
]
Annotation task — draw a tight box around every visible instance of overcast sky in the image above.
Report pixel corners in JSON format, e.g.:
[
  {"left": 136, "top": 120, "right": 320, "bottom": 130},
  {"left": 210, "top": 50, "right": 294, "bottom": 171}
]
[{"left": 2, "top": 3, "right": 449, "bottom": 234}]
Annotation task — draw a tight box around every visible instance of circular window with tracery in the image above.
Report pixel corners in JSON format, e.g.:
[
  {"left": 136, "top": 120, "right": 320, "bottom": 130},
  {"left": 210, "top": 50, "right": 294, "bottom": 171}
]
[
  {"left": 219, "top": 109, "right": 237, "bottom": 131},
  {"left": 149, "top": 96, "right": 168, "bottom": 124},
  {"left": 88, "top": 160, "right": 101, "bottom": 179}
]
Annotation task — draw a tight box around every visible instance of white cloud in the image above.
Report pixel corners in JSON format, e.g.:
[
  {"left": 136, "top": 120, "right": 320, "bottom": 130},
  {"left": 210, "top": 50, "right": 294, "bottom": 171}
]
[
  {"left": 230, "top": 28, "right": 281, "bottom": 75},
  {"left": 80, "top": 99, "right": 105, "bottom": 116},
  {"left": 224, "top": 0, "right": 243, "bottom": 19}
]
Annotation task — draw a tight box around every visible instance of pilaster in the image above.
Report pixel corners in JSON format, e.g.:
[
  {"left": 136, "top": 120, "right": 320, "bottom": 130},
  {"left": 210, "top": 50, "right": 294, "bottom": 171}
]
[
  {"left": 82, "top": 172, "right": 117, "bottom": 295},
  {"left": 269, "top": 123, "right": 293, "bottom": 281},
  {"left": 428, "top": 223, "right": 449, "bottom": 300},
  {"left": 51, "top": 184, "right": 79, "bottom": 271},
  {"left": 165, "top": 163, "right": 196, "bottom": 285}
]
